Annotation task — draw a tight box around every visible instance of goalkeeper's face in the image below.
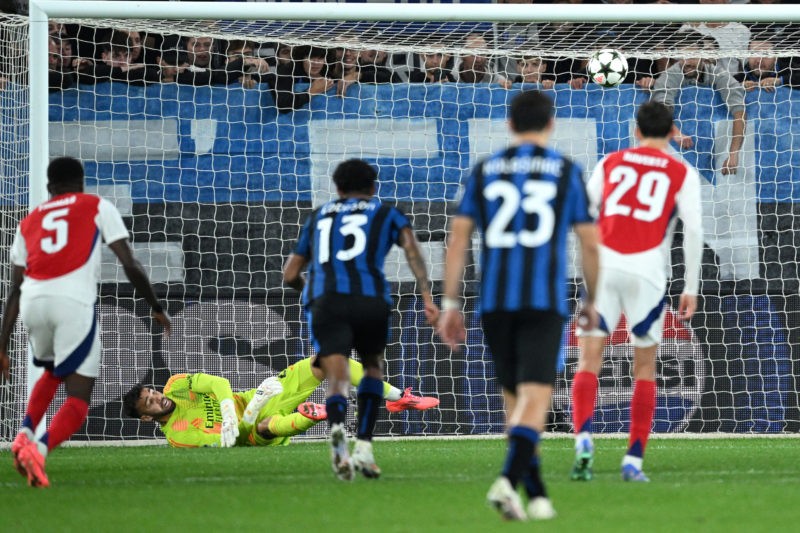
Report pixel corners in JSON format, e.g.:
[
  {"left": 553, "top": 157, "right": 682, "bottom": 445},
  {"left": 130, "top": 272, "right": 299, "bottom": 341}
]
[{"left": 137, "top": 388, "right": 176, "bottom": 421}]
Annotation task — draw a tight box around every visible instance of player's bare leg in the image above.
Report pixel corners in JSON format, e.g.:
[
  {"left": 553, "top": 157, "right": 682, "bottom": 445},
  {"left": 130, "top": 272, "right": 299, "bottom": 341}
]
[
  {"left": 351, "top": 353, "right": 383, "bottom": 479},
  {"left": 571, "top": 335, "right": 605, "bottom": 481},
  {"left": 622, "top": 343, "right": 657, "bottom": 482},
  {"left": 319, "top": 353, "right": 354, "bottom": 481}
]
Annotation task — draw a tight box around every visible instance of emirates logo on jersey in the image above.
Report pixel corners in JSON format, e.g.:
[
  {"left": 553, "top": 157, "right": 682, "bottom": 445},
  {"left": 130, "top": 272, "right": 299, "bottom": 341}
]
[{"left": 554, "top": 306, "right": 706, "bottom": 432}]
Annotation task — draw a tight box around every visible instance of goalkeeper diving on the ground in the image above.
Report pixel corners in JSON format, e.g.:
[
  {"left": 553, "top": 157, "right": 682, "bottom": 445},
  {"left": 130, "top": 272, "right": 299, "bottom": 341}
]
[{"left": 123, "top": 356, "right": 439, "bottom": 448}]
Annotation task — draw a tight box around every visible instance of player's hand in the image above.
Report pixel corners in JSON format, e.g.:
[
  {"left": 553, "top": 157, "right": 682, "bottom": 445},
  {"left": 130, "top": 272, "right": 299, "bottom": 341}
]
[
  {"left": 677, "top": 293, "right": 697, "bottom": 322},
  {"left": 437, "top": 309, "right": 466, "bottom": 351},
  {"left": 743, "top": 79, "right": 758, "bottom": 92},
  {"left": 423, "top": 299, "right": 440, "bottom": 328},
  {"left": 152, "top": 309, "right": 172, "bottom": 338},
  {"left": 576, "top": 302, "right": 599, "bottom": 333},
  {"left": 721, "top": 152, "right": 739, "bottom": 175},
  {"left": 0, "top": 350, "right": 10, "bottom": 383},
  {"left": 219, "top": 398, "right": 239, "bottom": 447},
  {"left": 243, "top": 376, "right": 283, "bottom": 425},
  {"left": 541, "top": 79, "right": 555, "bottom": 89}
]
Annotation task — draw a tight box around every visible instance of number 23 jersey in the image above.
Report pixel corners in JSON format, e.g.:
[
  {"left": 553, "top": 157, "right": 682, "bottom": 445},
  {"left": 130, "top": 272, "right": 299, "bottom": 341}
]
[
  {"left": 587, "top": 146, "right": 702, "bottom": 293},
  {"left": 10, "top": 192, "right": 130, "bottom": 305}
]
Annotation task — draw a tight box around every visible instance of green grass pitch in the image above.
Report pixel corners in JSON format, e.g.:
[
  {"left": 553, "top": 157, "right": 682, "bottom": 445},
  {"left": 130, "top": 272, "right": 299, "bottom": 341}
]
[{"left": 1, "top": 438, "right": 797, "bottom": 532}]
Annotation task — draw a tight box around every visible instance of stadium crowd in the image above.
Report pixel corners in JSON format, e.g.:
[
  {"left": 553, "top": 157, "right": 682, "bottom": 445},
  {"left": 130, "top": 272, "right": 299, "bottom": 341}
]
[{"left": 35, "top": 6, "right": 800, "bottom": 115}]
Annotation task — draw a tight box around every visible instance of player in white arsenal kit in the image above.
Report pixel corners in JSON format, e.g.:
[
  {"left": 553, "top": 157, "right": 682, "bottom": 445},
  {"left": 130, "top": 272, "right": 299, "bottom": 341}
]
[
  {"left": 570, "top": 102, "right": 703, "bottom": 482},
  {"left": 0, "top": 157, "right": 171, "bottom": 488}
]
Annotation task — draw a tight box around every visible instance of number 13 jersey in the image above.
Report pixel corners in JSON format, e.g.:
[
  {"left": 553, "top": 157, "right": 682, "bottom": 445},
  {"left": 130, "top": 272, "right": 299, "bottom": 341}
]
[
  {"left": 294, "top": 197, "right": 411, "bottom": 307},
  {"left": 587, "top": 146, "right": 703, "bottom": 294},
  {"left": 10, "top": 192, "right": 130, "bottom": 305}
]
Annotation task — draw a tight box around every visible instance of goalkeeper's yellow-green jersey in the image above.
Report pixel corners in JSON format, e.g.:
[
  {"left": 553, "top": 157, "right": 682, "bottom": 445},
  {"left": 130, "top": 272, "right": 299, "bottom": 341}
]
[{"left": 160, "top": 373, "right": 247, "bottom": 448}]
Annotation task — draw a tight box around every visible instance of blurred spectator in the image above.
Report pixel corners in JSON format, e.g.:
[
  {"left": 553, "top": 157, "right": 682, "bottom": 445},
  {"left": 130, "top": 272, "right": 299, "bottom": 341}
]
[
  {"left": 81, "top": 30, "right": 159, "bottom": 85},
  {"left": 225, "top": 39, "right": 271, "bottom": 89},
  {"left": 408, "top": 51, "right": 455, "bottom": 83},
  {"left": 271, "top": 45, "right": 334, "bottom": 113},
  {"left": 651, "top": 33, "right": 746, "bottom": 176},
  {"left": 514, "top": 56, "right": 555, "bottom": 88},
  {"left": 156, "top": 49, "right": 186, "bottom": 84},
  {"left": 740, "top": 39, "right": 800, "bottom": 91},
  {"left": 328, "top": 46, "right": 360, "bottom": 96},
  {"left": 275, "top": 43, "right": 293, "bottom": 69},
  {"left": 452, "top": 33, "right": 512, "bottom": 88},
  {"left": 552, "top": 56, "right": 589, "bottom": 89},
  {"left": 48, "top": 36, "right": 74, "bottom": 92},
  {"left": 357, "top": 49, "right": 399, "bottom": 83},
  {"left": 177, "top": 35, "right": 230, "bottom": 86},
  {"left": 681, "top": 1, "right": 751, "bottom": 76}
]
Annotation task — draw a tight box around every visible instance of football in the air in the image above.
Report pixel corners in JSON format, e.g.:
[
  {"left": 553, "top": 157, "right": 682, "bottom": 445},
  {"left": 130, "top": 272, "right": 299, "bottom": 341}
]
[{"left": 587, "top": 49, "right": 628, "bottom": 88}]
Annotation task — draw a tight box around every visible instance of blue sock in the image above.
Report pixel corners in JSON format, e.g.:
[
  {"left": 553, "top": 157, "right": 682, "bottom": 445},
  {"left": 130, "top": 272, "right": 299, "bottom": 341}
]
[
  {"left": 326, "top": 394, "right": 348, "bottom": 427},
  {"left": 522, "top": 454, "right": 547, "bottom": 498},
  {"left": 356, "top": 376, "right": 383, "bottom": 441},
  {"left": 502, "top": 426, "right": 540, "bottom": 488}
]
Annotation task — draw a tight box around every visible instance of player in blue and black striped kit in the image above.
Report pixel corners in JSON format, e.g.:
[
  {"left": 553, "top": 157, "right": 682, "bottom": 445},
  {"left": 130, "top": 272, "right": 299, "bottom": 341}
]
[
  {"left": 439, "top": 90, "right": 600, "bottom": 521},
  {"left": 283, "top": 159, "right": 438, "bottom": 481}
]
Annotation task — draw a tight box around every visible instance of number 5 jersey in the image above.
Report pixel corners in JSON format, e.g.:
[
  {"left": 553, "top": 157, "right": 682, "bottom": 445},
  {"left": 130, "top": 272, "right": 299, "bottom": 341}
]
[{"left": 10, "top": 192, "right": 130, "bottom": 305}]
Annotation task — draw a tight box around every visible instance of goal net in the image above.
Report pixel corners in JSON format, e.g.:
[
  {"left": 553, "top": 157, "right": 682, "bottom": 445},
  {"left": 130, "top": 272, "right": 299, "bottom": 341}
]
[{"left": 1, "top": 4, "right": 798, "bottom": 443}]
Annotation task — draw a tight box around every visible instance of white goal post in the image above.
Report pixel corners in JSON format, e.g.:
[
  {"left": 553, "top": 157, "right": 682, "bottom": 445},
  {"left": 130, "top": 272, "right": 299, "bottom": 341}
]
[{"left": 1, "top": 1, "right": 798, "bottom": 443}]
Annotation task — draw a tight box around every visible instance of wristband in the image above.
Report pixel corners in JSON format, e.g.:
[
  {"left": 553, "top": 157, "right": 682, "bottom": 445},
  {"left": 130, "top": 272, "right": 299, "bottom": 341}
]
[{"left": 441, "top": 297, "right": 461, "bottom": 312}]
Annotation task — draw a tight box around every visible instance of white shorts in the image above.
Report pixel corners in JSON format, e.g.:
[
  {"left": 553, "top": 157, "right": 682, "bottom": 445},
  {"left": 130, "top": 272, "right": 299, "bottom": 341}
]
[
  {"left": 19, "top": 296, "right": 101, "bottom": 378},
  {"left": 583, "top": 269, "right": 666, "bottom": 347}
]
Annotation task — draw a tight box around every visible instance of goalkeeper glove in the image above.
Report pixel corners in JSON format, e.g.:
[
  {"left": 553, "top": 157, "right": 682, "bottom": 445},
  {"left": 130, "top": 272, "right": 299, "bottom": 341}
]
[
  {"left": 219, "top": 398, "right": 239, "bottom": 448},
  {"left": 242, "top": 376, "right": 284, "bottom": 425}
]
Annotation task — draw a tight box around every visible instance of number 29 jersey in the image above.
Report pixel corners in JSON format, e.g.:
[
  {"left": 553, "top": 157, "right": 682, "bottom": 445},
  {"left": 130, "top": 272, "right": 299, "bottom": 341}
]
[
  {"left": 587, "top": 146, "right": 702, "bottom": 293},
  {"left": 294, "top": 197, "right": 411, "bottom": 307},
  {"left": 10, "top": 192, "right": 130, "bottom": 306},
  {"left": 457, "top": 143, "right": 593, "bottom": 317}
]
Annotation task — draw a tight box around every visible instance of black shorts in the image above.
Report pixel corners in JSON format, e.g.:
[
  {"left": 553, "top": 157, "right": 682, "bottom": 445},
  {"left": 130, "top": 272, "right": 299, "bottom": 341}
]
[
  {"left": 308, "top": 294, "right": 391, "bottom": 358},
  {"left": 481, "top": 309, "right": 565, "bottom": 390}
]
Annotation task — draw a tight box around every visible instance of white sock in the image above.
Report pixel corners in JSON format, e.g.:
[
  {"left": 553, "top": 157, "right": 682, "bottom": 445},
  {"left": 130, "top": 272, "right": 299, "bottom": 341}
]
[
  {"left": 384, "top": 386, "right": 402, "bottom": 401},
  {"left": 36, "top": 440, "right": 48, "bottom": 458},
  {"left": 575, "top": 431, "right": 593, "bottom": 451},
  {"left": 622, "top": 455, "right": 643, "bottom": 470}
]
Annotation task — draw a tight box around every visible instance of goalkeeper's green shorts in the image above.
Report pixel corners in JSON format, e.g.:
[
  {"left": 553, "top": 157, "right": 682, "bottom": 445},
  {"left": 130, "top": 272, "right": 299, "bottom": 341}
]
[{"left": 235, "top": 357, "right": 322, "bottom": 446}]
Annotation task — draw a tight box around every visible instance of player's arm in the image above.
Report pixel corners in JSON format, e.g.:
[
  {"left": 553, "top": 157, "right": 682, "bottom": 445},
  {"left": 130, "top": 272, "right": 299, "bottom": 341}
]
[
  {"left": 438, "top": 215, "right": 474, "bottom": 350},
  {"left": 398, "top": 226, "right": 439, "bottom": 326},
  {"left": 187, "top": 373, "right": 240, "bottom": 447},
  {"left": 675, "top": 167, "right": 704, "bottom": 321},
  {"left": 99, "top": 200, "right": 170, "bottom": 334},
  {"left": 107, "top": 239, "right": 171, "bottom": 335},
  {"left": 283, "top": 254, "right": 309, "bottom": 292},
  {"left": 283, "top": 212, "right": 314, "bottom": 292},
  {"left": 0, "top": 264, "right": 24, "bottom": 381}
]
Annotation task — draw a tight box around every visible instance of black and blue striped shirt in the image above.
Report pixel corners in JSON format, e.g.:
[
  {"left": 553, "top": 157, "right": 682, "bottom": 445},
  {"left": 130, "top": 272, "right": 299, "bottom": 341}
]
[
  {"left": 295, "top": 197, "right": 411, "bottom": 306},
  {"left": 457, "top": 143, "right": 593, "bottom": 316}
]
